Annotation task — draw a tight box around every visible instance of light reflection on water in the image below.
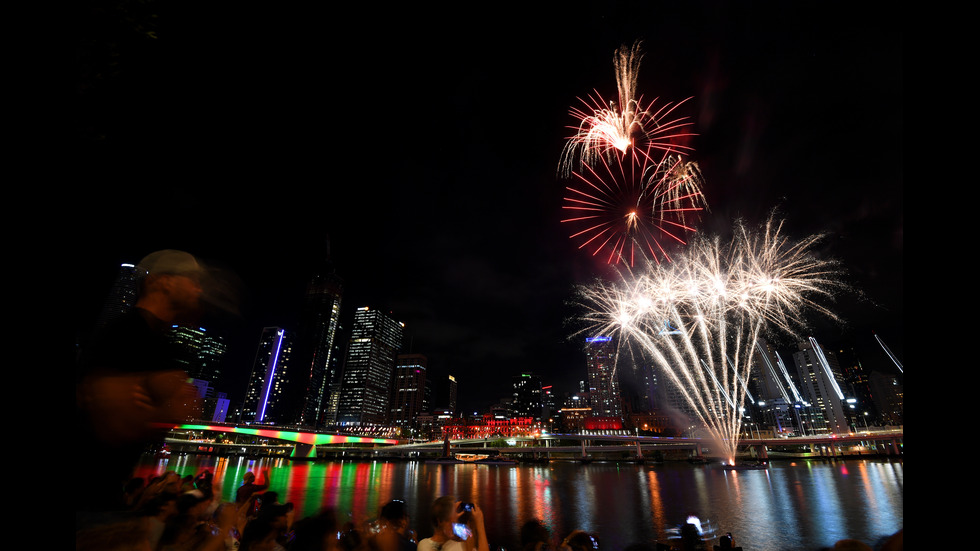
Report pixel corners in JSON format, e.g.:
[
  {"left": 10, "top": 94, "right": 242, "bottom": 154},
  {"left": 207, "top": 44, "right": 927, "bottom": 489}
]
[{"left": 133, "top": 457, "right": 902, "bottom": 551}]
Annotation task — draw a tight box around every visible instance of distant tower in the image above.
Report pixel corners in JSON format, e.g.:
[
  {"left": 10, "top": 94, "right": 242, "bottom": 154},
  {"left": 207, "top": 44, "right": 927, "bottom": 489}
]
[
  {"left": 618, "top": 357, "right": 656, "bottom": 414},
  {"left": 432, "top": 374, "right": 458, "bottom": 415},
  {"left": 296, "top": 242, "right": 344, "bottom": 428},
  {"left": 541, "top": 385, "right": 557, "bottom": 429},
  {"left": 868, "top": 370, "right": 903, "bottom": 425},
  {"left": 512, "top": 372, "right": 543, "bottom": 420},
  {"left": 447, "top": 375, "right": 457, "bottom": 414},
  {"left": 94, "top": 263, "right": 145, "bottom": 331},
  {"left": 751, "top": 338, "right": 799, "bottom": 436},
  {"left": 585, "top": 336, "right": 623, "bottom": 420},
  {"left": 241, "top": 327, "right": 293, "bottom": 424},
  {"left": 335, "top": 307, "right": 404, "bottom": 427},
  {"left": 792, "top": 338, "right": 849, "bottom": 434},
  {"left": 391, "top": 353, "right": 427, "bottom": 429},
  {"left": 168, "top": 325, "right": 227, "bottom": 386}
]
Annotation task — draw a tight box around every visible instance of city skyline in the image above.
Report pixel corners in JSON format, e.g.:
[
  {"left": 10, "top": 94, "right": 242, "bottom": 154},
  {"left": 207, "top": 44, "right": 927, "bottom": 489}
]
[{"left": 72, "top": 3, "right": 902, "bottom": 414}]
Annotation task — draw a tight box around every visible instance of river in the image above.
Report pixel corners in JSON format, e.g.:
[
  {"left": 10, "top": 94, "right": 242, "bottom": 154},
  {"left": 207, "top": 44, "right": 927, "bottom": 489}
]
[{"left": 133, "top": 455, "right": 903, "bottom": 551}]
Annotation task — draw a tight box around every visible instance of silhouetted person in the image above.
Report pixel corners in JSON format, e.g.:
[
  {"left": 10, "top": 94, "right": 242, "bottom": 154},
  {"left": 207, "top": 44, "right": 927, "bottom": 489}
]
[
  {"left": 370, "top": 499, "right": 417, "bottom": 551},
  {"left": 76, "top": 250, "right": 208, "bottom": 524},
  {"left": 236, "top": 469, "right": 271, "bottom": 505},
  {"left": 520, "top": 519, "right": 551, "bottom": 551},
  {"left": 560, "top": 531, "right": 599, "bottom": 551},
  {"left": 680, "top": 522, "right": 703, "bottom": 551}
]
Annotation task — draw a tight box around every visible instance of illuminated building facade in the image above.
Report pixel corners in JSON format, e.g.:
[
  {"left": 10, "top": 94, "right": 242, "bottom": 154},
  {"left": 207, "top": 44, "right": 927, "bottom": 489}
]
[
  {"left": 335, "top": 307, "right": 404, "bottom": 427},
  {"left": 441, "top": 414, "right": 535, "bottom": 439},
  {"left": 168, "top": 325, "right": 227, "bottom": 386},
  {"left": 585, "top": 336, "right": 623, "bottom": 421},
  {"left": 241, "top": 327, "right": 293, "bottom": 424},
  {"left": 558, "top": 395, "right": 592, "bottom": 432}
]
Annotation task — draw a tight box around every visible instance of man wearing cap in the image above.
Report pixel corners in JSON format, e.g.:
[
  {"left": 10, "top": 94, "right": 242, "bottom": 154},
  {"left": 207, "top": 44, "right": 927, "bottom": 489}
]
[{"left": 76, "top": 250, "right": 206, "bottom": 520}]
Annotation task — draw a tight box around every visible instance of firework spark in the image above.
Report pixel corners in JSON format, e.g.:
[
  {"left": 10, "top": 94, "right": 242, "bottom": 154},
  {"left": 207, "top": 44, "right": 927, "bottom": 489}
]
[
  {"left": 561, "top": 150, "right": 707, "bottom": 265},
  {"left": 559, "top": 42, "right": 697, "bottom": 177},
  {"left": 573, "top": 215, "right": 845, "bottom": 464}
]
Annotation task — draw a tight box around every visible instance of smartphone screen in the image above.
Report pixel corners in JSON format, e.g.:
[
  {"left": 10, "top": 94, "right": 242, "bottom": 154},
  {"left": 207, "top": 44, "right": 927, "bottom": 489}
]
[{"left": 453, "top": 523, "right": 472, "bottom": 540}]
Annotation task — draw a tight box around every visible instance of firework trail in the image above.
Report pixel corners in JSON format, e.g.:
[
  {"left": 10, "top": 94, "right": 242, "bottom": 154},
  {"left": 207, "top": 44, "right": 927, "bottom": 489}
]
[
  {"left": 875, "top": 333, "right": 904, "bottom": 373},
  {"left": 573, "top": 215, "right": 845, "bottom": 464},
  {"left": 559, "top": 42, "right": 706, "bottom": 265},
  {"left": 559, "top": 41, "right": 697, "bottom": 178}
]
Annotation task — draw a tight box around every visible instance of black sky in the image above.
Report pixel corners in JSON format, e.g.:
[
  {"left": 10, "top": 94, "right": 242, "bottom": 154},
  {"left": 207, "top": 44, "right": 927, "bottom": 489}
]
[{"left": 73, "top": 2, "right": 903, "bottom": 412}]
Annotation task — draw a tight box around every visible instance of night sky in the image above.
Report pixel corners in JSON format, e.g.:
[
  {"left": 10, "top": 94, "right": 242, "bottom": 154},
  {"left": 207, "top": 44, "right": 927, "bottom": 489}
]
[{"left": 73, "top": 2, "right": 903, "bottom": 413}]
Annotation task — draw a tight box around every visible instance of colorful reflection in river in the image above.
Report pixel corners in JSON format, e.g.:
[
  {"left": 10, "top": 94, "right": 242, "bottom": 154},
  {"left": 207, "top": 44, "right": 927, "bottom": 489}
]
[{"left": 131, "top": 457, "right": 902, "bottom": 550}]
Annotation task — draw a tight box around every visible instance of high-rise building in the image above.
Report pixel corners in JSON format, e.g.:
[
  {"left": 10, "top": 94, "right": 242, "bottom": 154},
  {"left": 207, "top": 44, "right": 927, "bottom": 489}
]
[
  {"left": 168, "top": 325, "right": 227, "bottom": 386},
  {"left": 585, "top": 336, "right": 623, "bottom": 420},
  {"left": 446, "top": 375, "right": 457, "bottom": 414},
  {"left": 541, "top": 385, "right": 557, "bottom": 429},
  {"left": 424, "top": 374, "right": 458, "bottom": 415},
  {"left": 868, "top": 370, "right": 903, "bottom": 425},
  {"left": 618, "top": 358, "right": 656, "bottom": 415},
  {"left": 391, "top": 353, "right": 427, "bottom": 429},
  {"left": 94, "top": 263, "right": 145, "bottom": 332},
  {"left": 834, "top": 345, "right": 875, "bottom": 421},
  {"left": 295, "top": 247, "right": 344, "bottom": 428},
  {"left": 241, "top": 327, "right": 293, "bottom": 424},
  {"left": 512, "top": 372, "right": 543, "bottom": 420},
  {"left": 792, "top": 338, "right": 849, "bottom": 434},
  {"left": 335, "top": 307, "right": 404, "bottom": 427},
  {"left": 751, "top": 338, "right": 800, "bottom": 436}
]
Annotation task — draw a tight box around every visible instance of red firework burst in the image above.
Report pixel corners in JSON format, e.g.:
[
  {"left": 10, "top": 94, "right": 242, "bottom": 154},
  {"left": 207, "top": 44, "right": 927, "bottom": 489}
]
[{"left": 561, "top": 148, "right": 707, "bottom": 266}]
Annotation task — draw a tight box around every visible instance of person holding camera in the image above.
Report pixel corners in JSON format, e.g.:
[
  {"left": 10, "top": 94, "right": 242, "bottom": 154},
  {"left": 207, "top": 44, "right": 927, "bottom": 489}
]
[{"left": 417, "top": 497, "right": 489, "bottom": 551}]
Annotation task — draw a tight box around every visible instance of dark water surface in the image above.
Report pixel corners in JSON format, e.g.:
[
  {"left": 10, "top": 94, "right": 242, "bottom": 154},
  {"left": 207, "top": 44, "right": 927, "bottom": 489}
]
[{"left": 134, "top": 455, "right": 903, "bottom": 551}]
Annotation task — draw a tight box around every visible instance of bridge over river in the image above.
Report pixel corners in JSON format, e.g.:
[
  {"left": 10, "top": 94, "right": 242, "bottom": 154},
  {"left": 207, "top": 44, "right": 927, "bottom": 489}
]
[{"left": 166, "top": 423, "right": 902, "bottom": 462}]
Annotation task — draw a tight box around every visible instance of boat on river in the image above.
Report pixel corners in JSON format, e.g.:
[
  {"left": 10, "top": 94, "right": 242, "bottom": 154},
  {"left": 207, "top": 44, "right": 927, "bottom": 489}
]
[
  {"left": 718, "top": 461, "right": 769, "bottom": 470},
  {"left": 426, "top": 452, "right": 517, "bottom": 465},
  {"left": 474, "top": 452, "right": 517, "bottom": 465}
]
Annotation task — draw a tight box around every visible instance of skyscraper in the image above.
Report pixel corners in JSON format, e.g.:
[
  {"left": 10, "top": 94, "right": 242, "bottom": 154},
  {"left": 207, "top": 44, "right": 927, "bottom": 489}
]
[
  {"left": 751, "top": 338, "right": 799, "bottom": 436},
  {"left": 335, "top": 307, "right": 404, "bottom": 427},
  {"left": 511, "top": 372, "right": 543, "bottom": 420},
  {"left": 792, "top": 338, "right": 849, "bottom": 434},
  {"left": 295, "top": 247, "right": 344, "bottom": 428},
  {"left": 241, "top": 327, "right": 293, "bottom": 424},
  {"left": 585, "top": 336, "right": 623, "bottom": 420},
  {"left": 391, "top": 353, "right": 427, "bottom": 429},
  {"left": 868, "top": 370, "right": 903, "bottom": 425},
  {"left": 168, "top": 325, "right": 227, "bottom": 386},
  {"left": 94, "top": 263, "right": 145, "bottom": 332},
  {"left": 430, "top": 374, "right": 458, "bottom": 415}
]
